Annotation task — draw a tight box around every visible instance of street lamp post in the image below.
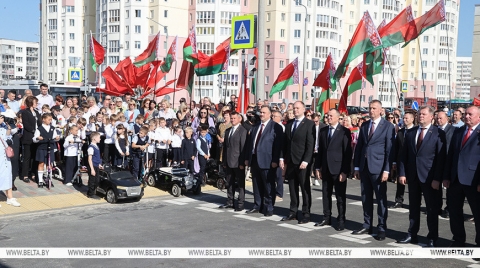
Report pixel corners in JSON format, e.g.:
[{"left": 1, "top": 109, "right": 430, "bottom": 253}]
[
  {"left": 146, "top": 17, "right": 169, "bottom": 58},
  {"left": 295, "top": 0, "right": 307, "bottom": 102}
]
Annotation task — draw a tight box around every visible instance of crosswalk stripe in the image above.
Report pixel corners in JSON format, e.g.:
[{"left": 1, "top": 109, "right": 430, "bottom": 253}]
[
  {"left": 164, "top": 200, "right": 188, "bottom": 205},
  {"left": 260, "top": 215, "right": 284, "bottom": 221},
  {"left": 387, "top": 242, "right": 426, "bottom": 248},
  {"left": 348, "top": 201, "right": 408, "bottom": 213},
  {"left": 196, "top": 207, "right": 225, "bottom": 213},
  {"left": 233, "top": 215, "right": 266, "bottom": 222},
  {"left": 329, "top": 234, "right": 371, "bottom": 244},
  {"left": 278, "top": 223, "right": 313, "bottom": 232}
]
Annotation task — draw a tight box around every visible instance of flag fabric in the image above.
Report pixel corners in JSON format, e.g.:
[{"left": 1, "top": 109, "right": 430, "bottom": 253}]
[
  {"left": 177, "top": 60, "right": 195, "bottom": 94},
  {"left": 250, "top": 47, "right": 258, "bottom": 95},
  {"left": 139, "top": 79, "right": 177, "bottom": 99},
  {"left": 474, "top": 98, "right": 480, "bottom": 106},
  {"left": 313, "top": 53, "right": 337, "bottom": 91},
  {"left": 378, "top": 6, "right": 416, "bottom": 48},
  {"left": 363, "top": 21, "right": 387, "bottom": 85},
  {"left": 316, "top": 88, "right": 330, "bottom": 116},
  {"left": 334, "top": 11, "right": 382, "bottom": 79},
  {"left": 184, "top": 27, "right": 199, "bottom": 64},
  {"left": 114, "top": 57, "right": 136, "bottom": 87},
  {"left": 133, "top": 32, "right": 160, "bottom": 67},
  {"left": 90, "top": 34, "right": 105, "bottom": 72},
  {"left": 236, "top": 87, "right": 250, "bottom": 114},
  {"left": 403, "top": 0, "right": 446, "bottom": 47},
  {"left": 338, "top": 62, "right": 365, "bottom": 114},
  {"left": 195, "top": 44, "right": 230, "bottom": 76},
  {"left": 102, "top": 67, "right": 133, "bottom": 95},
  {"left": 146, "top": 60, "right": 166, "bottom": 90},
  {"left": 160, "top": 36, "right": 177, "bottom": 73},
  {"left": 95, "top": 87, "right": 123, "bottom": 97},
  {"left": 269, "top": 58, "right": 299, "bottom": 97}
]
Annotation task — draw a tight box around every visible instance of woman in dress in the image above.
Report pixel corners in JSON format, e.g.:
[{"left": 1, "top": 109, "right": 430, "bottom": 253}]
[
  {"left": 0, "top": 115, "right": 21, "bottom": 207},
  {"left": 176, "top": 103, "right": 191, "bottom": 130},
  {"left": 139, "top": 98, "right": 151, "bottom": 115}
]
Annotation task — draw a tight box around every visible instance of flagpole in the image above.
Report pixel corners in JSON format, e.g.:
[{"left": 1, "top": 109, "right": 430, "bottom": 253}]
[
  {"left": 445, "top": 21, "right": 452, "bottom": 112},
  {"left": 224, "top": 70, "right": 229, "bottom": 104},
  {"left": 416, "top": 39, "right": 427, "bottom": 105},
  {"left": 173, "top": 59, "right": 178, "bottom": 109},
  {"left": 385, "top": 50, "right": 401, "bottom": 108}
]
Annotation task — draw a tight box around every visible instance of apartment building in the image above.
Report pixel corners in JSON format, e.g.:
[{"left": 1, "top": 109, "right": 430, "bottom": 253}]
[
  {"left": 471, "top": 4, "right": 480, "bottom": 100},
  {"left": 0, "top": 39, "right": 39, "bottom": 85},
  {"left": 455, "top": 56, "right": 472, "bottom": 100}
]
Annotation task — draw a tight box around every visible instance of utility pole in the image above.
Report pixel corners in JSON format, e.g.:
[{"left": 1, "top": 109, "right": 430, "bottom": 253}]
[{"left": 257, "top": 0, "right": 265, "bottom": 101}]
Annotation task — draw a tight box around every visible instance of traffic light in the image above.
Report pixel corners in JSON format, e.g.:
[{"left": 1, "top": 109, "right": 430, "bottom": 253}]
[
  {"left": 311, "top": 88, "right": 314, "bottom": 98},
  {"left": 247, "top": 54, "right": 257, "bottom": 78},
  {"left": 399, "top": 92, "right": 404, "bottom": 102}
]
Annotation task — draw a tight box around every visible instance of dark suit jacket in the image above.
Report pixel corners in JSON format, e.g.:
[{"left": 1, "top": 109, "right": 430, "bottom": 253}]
[
  {"left": 223, "top": 125, "right": 247, "bottom": 168},
  {"left": 245, "top": 120, "right": 283, "bottom": 169},
  {"left": 19, "top": 108, "right": 42, "bottom": 145},
  {"left": 445, "top": 125, "right": 480, "bottom": 186},
  {"left": 353, "top": 118, "right": 396, "bottom": 175},
  {"left": 398, "top": 125, "right": 446, "bottom": 183},
  {"left": 282, "top": 118, "right": 316, "bottom": 165},
  {"left": 315, "top": 124, "right": 352, "bottom": 175},
  {"left": 440, "top": 124, "right": 455, "bottom": 154},
  {"left": 394, "top": 127, "right": 412, "bottom": 163}
]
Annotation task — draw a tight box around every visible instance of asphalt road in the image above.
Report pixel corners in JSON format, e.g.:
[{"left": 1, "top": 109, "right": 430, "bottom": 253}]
[{"left": 0, "top": 179, "right": 478, "bottom": 268}]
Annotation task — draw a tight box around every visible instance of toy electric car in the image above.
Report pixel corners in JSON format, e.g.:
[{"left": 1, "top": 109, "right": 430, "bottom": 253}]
[
  {"left": 204, "top": 159, "right": 227, "bottom": 190},
  {"left": 97, "top": 165, "right": 144, "bottom": 203},
  {"left": 145, "top": 166, "right": 201, "bottom": 197}
]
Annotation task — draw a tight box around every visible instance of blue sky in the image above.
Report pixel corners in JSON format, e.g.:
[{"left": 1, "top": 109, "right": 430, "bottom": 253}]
[{"left": 0, "top": 0, "right": 476, "bottom": 57}]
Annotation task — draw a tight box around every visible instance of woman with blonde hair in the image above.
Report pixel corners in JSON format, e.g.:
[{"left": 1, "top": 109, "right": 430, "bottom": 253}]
[{"left": 176, "top": 102, "right": 191, "bottom": 129}]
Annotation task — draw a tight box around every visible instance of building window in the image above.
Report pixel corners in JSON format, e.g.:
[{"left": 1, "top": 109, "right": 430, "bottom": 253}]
[
  {"left": 294, "top": 30, "right": 301, "bottom": 38},
  {"left": 292, "top": 92, "right": 298, "bottom": 100},
  {"left": 125, "top": 41, "right": 129, "bottom": 50},
  {"left": 266, "top": 45, "right": 270, "bottom": 53},
  {"left": 294, "top": 45, "right": 301, "bottom": 54},
  {"left": 281, "top": 29, "right": 285, "bottom": 37},
  {"left": 198, "top": 11, "right": 216, "bottom": 24},
  {"left": 135, "top": 41, "right": 141, "bottom": 49},
  {"left": 69, "top": 19, "right": 75, "bottom": 26},
  {"left": 164, "top": 10, "right": 168, "bottom": 17},
  {"left": 125, "top": 26, "right": 129, "bottom": 34},
  {"left": 69, "top": 33, "right": 75, "bottom": 40},
  {"left": 135, "top": 25, "right": 141, "bottom": 33},
  {"left": 69, "top": 46, "right": 75, "bottom": 53},
  {"left": 135, "top": 10, "right": 141, "bottom": 17},
  {"left": 48, "top": 5, "right": 57, "bottom": 13},
  {"left": 295, "top": 14, "right": 301, "bottom": 22},
  {"left": 279, "top": 60, "right": 285, "bottom": 69},
  {"left": 280, "top": 45, "right": 285, "bottom": 53},
  {"left": 65, "top": 6, "right": 75, "bottom": 12},
  {"left": 265, "top": 60, "right": 270, "bottom": 69},
  {"left": 266, "top": 29, "right": 270, "bottom": 38},
  {"left": 109, "top": 56, "right": 120, "bottom": 64},
  {"left": 281, "top": 13, "right": 285, "bottom": 21},
  {"left": 109, "top": 40, "right": 120, "bottom": 52},
  {"left": 110, "top": 9, "right": 120, "bottom": 22},
  {"left": 197, "top": 42, "right": 215, "bottom": 55},
  {"left": 265, "top": 76, "right": 269, "bottom": 84},
  {"left": 266, "top": 13, "right": 270, "bottom": 22},
  {"left": 48, "top": 19, "right": 57, "bottom": 30}
]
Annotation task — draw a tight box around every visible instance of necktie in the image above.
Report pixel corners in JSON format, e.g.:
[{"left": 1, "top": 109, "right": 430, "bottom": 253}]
[
  {"left": 292, "top": 120, "right": 298, "bottom": 136},
  {"left": 229, "top": 127, "right": 235, "bottom": 138},
  {"left": 254, "top": 124, "right": 264, "bottom": 154},
  {"left": 328, "top": 127, "right": 334, "bottom": 144},
  {"left": 416, "top": 127, "right": 425, "bottom": 150},
  {"left": 368, "top": 122, "right": 375, "bottom": 140},
  {"left": 462, "top": 127, "right": 471, "bottom": 148}
]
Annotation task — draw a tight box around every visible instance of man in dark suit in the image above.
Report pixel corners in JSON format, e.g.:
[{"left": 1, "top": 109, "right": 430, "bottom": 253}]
[
  {"left": 311, "top": 113, "right": 327, "bottom": 187},
  {"left": 245, "top": 106, "right": 283, "bottom": 216},
  {"left": 390, "top": 111, "right": 415, "bottom": 209},
  {"left": 219, "top": 112, "right": 247, "bottom": 211},
  {"left": 314, "top": 109, "right": 352, "bottom": 231},
  {"left": 443, "top": 106, "right": 480, "bottom": 248},
  {"left": 436, "top": 111, "right": 455, "bottom": 218},
  {"left": 280, "top": 101, "right": 316, "bottom": 224},
  {"left": 397, "top": 106, "right": 446, "bottom": 247},
  {"left": 352, "top": 100, "right": 395, "bottom": 241}
]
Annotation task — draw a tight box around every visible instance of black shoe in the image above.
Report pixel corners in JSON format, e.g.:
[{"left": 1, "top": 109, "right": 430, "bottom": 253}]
[
  {"left": 449, "top": 241, "right": 465, "bottom": 247},
  {"left": 245, "top": 208, "right": 259, "bottom": 214},
  {"left": 12, "top": 185, "right": 17, "bottom": 191},
  {"left": 376, "top": 231, "right": 386, "bottom": 241},
  {"left": 389, "top": 202, "right": 403, "bottom": 209},
  {"left": 314, "top": 219, "right": 331, "bottom": 227},
  {"left": 397, "top": 234, "right": 418, "bottom": 244},
  {"left": 264, "top": 211, "right": 273, "bottom": 217},
  {"left": 426, "top": 239, "right": 436, "bottom": 247},
  {"left": 23, "top": 178, "right": 30, "bottom": 183},
  {"left": 281, "top": 214, "right": 297, "bottom": 221},
  {"left": 235, "top": 207, "right": 244, "bottom": 212},
  {"left": 298, "top": 218, "right": 309, "bottom": 224},
  {"left": 441, "top": 209, "right": 449, "bottom": 219},
  {"left": 335, "top": 222, "right": 345, "bottom": 231},
  {"left": 352, "top": 228, "right": 372, "bottom": 235},
  {"left": 87, "top": 195, "right": 101, "bottom": 200},
  {"left": 38, "top": 183, "right": 43, "bottom": 188},
  {"left": 219, "top": 204, "right": 234, "bottom": 209}
]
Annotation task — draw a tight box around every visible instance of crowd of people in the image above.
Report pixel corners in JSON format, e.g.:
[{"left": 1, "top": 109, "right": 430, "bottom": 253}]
[{"left": 0, "top": 85, "right": 478, "bottom": 250}]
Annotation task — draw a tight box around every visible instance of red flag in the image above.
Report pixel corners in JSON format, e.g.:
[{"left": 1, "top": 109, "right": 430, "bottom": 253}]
[
  {"left": 403, "top": 0, "right": 446, "bottom": 47},
  {"left": 474, "top": 98, "right": 480, "bottom": 106},
  {"left": 236, "top": 88, "right": 250, "bottom": 114},
  {"left": 134, "top": 32, "right": 160, "bottom": 67},
  {"left": 139, "top": 79, "right": 177, "bottom": 99},
  {"left": 145, "top": 61, "right": 166, "bottom": 90},
  {"left": 338, "top": 62, "right": 365, "bottom": 114},
  {"left": 95, "top": 87, "right": 123, "bottom": 97},
  {"left": 115, "top": 57, "right": 136, "bottom": 87},
  {"left": 102, "top": 67, "right": 133, "bottom": 95},
  {"left": 177, "top": 60, "right": 195, "bottom": 94},
  {"left": 90, "top": 33, "right": 105, "bottom": 72}
]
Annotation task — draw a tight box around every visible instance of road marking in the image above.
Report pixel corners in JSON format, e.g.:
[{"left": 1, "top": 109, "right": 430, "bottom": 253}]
[
  {"left": 233, "top": 215, "right": 266, "bottom": 222},
  {"left": 278, "top": 223, "right": 313, "bottom": 232},
  {"left": 349, "top": 201, "right": 363, "bottom": 206},
  {"left": 329, "top": 234, "right": 371, "bottom": 244},
  {"left": 316, "top": 196, "right": 337, "bottom": 201},
  {"left": 198, "top": 203, "right": 223, "bottom": 208},
  {"left": 260, "top": 215, "right": 284, "bottom": 221},
  {"left": 387, "top": 242, "right": 426, "bottom": 248},
  {"left": 467, "top": 263, "right": 480, "bottom": 267},
  {"left": 348, "top": 201, "right": 408, "bottom": 213},
  {"left": 163, "top": 200, "right": 188, "bottom": 205},
  {"left": 337, "top": 231, "right": 375, "bottom": 240},
  {"left": 300, "top": 222, "right": 330, "bottom": 230},
  {"left": 175, "top": 197, "right": 199, "bottom": 203},
  {"left": 226, "top": 209, "right": 248, "bottom": 214},
  {"left": 196, "top": 207, "right": 225, "bottom": 213}
]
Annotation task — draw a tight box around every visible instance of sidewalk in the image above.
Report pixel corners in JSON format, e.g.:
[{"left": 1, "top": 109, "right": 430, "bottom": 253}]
[{"left": 0, "top": 174, "right": 222, "bottom": 216}]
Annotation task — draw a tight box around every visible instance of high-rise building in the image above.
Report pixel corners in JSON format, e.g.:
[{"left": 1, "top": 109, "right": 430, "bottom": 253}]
[
  {"left": 455, "top": 56, "right": 472, "bottom": 100},
  {"left": 40, "top": 0, "right": 92, "bottom": 84},
  {"left": 0, "top": 39, "right": 39, "bottom": 85},
  {"left": 470, "top": 4, "right": 480, "bottom": 100}
]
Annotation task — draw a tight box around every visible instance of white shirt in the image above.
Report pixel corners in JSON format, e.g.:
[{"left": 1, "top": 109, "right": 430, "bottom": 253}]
[
  {"left": 33, "top": 124, "right": 59, "bottom": 143},
  {"left": 158, "top": 109, "right": 176, "bottom": 120},
  {"left": 154, "top": 127, "right": 171, "bottom": 149},
  {"left": 439, "top": 123, "right": 449, "bottom": 131},
  {"left": 464, "top": 123, "right": 480, "bottom": 138},
  {"left": 196, "top": 135, "right": 210, "bottom": 156},
  {"left": 415, "top": 124, "right": 431, "bottom": 144},
  {"left": 314, "top": 124, "right": 320, "bottom": 153},
  {"left": 253, "top": 119, "right": 270, "bottom": 153},
  {"left": 328, "top": 123, "right": 339, "bottom": 138},
  {"left": 229, "top": 124, "right": 239, "bottom": 138},
  {"left": 7, "top": 99, "right": 19, "bottom": 113},
  {"left": 291, "top": 117, "right": 305, "bottom": 132},
  {"left": 87, "top": 143, "right": 99, "bottom": 156},
  {"left": 114, "top": 134, "right": 130, "bottom": 153},
  {"left": 63, "top": 134, "right": 83, "bottom": 157},
  {"left": 171, "top": 134, "right": 183, "bottom": 148},
  {"left": 104, "top": 124, "right": 115, "bottom": 144},
  {"left": 1, "top": 108, "right": 16, "bottom": 119},
  {"left": 147, "top": 130, "right": 156, "bottom": 153},
  {"left": 36, "top": 94, "right": 55, "bottom": 110},
  {"left": 369, "top": 117, "right": 382, "bottom": 136}
]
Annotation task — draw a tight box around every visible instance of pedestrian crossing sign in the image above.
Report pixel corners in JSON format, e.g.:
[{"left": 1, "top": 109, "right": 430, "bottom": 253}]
[
  {"left": 401, "top": 80, "right": 408, "bottom": 93},
  {"left": 68, "top": 68, "right": 82, "bottom": 83},
  {"left": 231, "top": 15, "right": 256, "bottom": 49}
]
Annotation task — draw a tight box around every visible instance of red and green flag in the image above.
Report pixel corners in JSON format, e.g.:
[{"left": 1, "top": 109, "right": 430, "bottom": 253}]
[
  {"left": 184, "top": 27, "right": 200, "bottom": 64},
  {"left": 378, "top": 6, "right": 416, "bottom": 48},
  {"left": 403, "top": 0, "right": 446, "bottom": 47},
  {"left": 334, "top": 11, "right": 382, "bottom": 79},
  {"left": 364, "top": 21, "right": 387, "bottom": 85},
  {"left": 313, "top": 53, "right": 336, "bottom": 113},
  {"left": 160, "top": 36, "right": 177, "bottom": 73},
  {"left": 195, "top": 44, "right": 230, "bottom": 76},
  {"left": 338, "top": 62, "right": 366, "bottom": 114},
  {"left": 90, "top": 33, "right": 105, "bottom": 72},
  {"left": 269, "top": 58, "right": 299, "bottom": 98},
  {"left": 133, "top": 32, "right": 160, "bottom": 67},
  {"left": 177, "top": 60, "right": 195, "bottom": 94}
]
